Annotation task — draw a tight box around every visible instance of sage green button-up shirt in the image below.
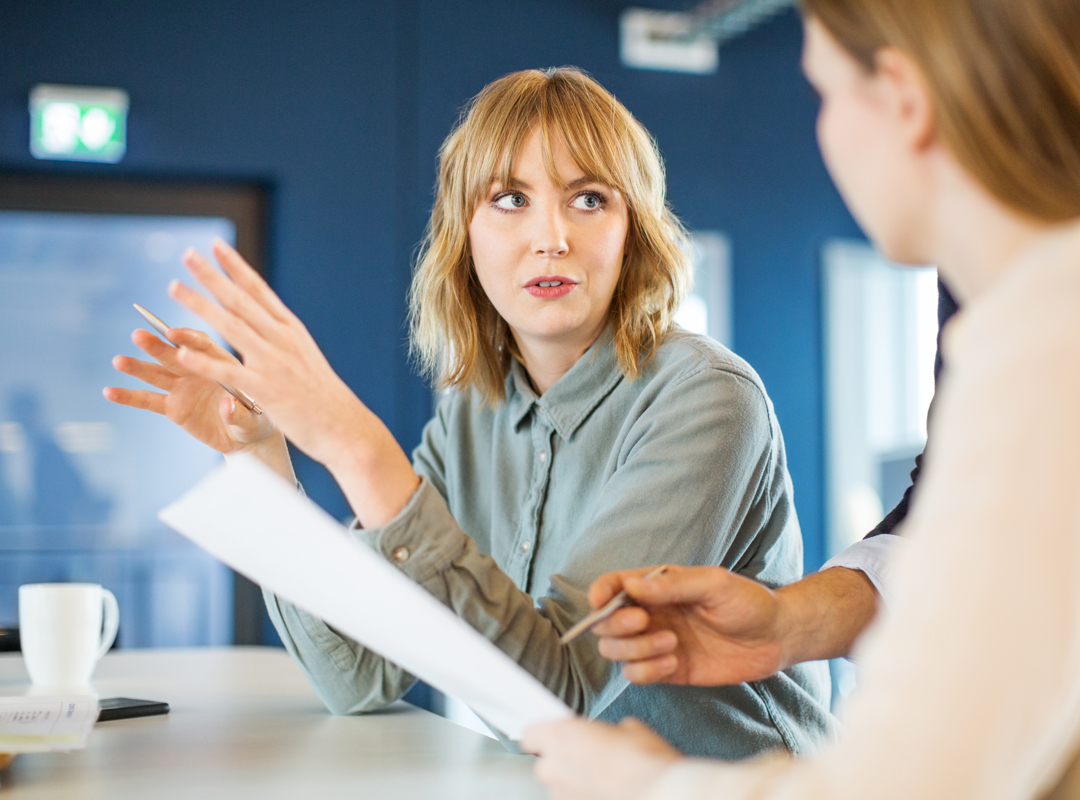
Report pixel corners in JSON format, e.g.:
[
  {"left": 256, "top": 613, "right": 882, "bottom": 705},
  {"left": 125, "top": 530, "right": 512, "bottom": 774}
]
[{"left": 265, "top": 329, "right": 835, "bottom": 759}]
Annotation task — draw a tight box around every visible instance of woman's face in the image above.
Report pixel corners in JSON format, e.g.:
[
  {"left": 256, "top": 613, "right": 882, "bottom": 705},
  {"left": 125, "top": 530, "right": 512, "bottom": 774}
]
[
  {"left": 468, "top": 131, "right": 629, "bottom": 361},
  {"left": 802, "top": 17, "right": 931, "bottom": 264}
]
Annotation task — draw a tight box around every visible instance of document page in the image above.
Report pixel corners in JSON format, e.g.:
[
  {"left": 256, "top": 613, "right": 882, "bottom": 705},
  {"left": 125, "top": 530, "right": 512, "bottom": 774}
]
[
  {"left": 159, "top": 456, "right": 573, "bottom": 740},
  {"left": 0, "top": 695, "right": 98, "bottom": 752}
]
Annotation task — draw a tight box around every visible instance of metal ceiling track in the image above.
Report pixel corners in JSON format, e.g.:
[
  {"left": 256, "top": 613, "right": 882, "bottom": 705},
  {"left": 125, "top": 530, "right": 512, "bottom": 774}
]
[
  {"left": 683, "top": 0, "right": 797, "bottom": 44},
  {"left": 619, "top": 1, "right": 796, "bottom": 73}
]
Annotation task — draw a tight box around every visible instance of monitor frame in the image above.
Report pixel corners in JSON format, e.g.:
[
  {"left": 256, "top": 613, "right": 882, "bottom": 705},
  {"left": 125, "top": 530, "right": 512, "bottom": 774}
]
[{"left": 0, "top": 171, "right": 271, "bottom": 646}]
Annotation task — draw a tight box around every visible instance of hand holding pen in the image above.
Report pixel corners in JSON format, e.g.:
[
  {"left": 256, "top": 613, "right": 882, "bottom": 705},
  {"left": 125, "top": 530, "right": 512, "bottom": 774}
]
[
  {"left": 104, "top": 301, "right": 279, "bottom": 457},
  {"left": 108, "top": 239, "right": 419, "bottom": 529},
  {"left": 560, "top": 565, "right": 669, "bottom": 645},
  {"left": 132, "top": 304, "right": 263, "bottom": 416},
  {"left": 581, "top": 564, "right": 787, "bottom": 687}
]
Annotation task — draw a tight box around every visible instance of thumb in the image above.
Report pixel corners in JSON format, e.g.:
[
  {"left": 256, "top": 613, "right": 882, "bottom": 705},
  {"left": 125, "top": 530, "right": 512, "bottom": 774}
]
[{"left": 221, "top": 394, "right": 259, "bottom": 435}]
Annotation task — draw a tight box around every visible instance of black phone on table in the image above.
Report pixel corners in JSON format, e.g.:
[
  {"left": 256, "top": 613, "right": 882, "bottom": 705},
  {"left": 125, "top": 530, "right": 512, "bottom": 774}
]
[{"left": 96, "top": 697, "right": 170, "bottom": 722}]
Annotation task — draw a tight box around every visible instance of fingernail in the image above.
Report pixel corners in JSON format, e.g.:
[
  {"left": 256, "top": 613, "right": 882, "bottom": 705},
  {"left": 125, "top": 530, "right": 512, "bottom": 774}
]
[
  {"left": 230, "top": 398, "right": 237, "bottom": 415},
  {"left": 182, "top": 247, "right": 197, "bottom": 261},
  {"left": 168, "top": 279, "right": 181, "bottom": 294}
]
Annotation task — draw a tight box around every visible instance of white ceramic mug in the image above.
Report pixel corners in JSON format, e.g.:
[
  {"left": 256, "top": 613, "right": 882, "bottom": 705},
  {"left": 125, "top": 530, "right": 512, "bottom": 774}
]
[{"left": 19, "top": 583, "right": 119, "bottom": 687}]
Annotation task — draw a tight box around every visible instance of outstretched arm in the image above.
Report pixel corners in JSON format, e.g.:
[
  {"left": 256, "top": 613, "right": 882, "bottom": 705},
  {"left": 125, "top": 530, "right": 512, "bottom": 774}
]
[
  {"left": 104, "top": 318, "right": 296, "bottom": 483},
  {"left": 117, "top": 241, "right": 416, "bottom": 531}
]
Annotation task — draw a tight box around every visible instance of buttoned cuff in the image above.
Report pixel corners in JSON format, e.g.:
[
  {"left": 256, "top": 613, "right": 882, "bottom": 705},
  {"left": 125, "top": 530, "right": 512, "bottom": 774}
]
[
  {"left": 820, "top": 533, "right": 901, "bottom": 605},
  {"left": 350, "top": 477, "right": 468, "bottom": 586}
]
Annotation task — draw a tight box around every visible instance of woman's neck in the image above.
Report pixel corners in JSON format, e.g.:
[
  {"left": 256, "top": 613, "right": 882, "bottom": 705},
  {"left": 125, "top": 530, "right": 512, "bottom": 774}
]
[{"left": 514, "top": 328, "right": 605, "bottom": 396}]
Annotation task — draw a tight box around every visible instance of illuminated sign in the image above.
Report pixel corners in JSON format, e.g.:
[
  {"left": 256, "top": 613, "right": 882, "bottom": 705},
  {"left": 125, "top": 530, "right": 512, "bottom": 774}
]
[{"left": 30, "top": 84, "right": 129, "bottom": 163}]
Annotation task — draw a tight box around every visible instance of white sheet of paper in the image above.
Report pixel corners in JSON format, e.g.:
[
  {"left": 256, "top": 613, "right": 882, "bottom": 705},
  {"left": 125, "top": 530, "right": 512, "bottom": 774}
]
[
  {"left": 158, "top": 455, "right": 573, "bottom": 739},
  {"left": 0, "top": 695, "right": 98, "bottom": 752}
]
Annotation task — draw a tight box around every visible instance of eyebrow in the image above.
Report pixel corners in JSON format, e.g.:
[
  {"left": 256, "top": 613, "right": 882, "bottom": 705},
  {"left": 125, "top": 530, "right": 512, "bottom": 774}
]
[{"left": 497, "top": 175, "right": 604, "bottom": 192}]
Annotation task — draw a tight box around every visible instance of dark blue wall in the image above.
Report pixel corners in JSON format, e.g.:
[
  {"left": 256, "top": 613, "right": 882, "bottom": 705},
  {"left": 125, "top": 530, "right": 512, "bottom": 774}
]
[{"left": 0, "top": 0, "right": 863, "bottom": 571}]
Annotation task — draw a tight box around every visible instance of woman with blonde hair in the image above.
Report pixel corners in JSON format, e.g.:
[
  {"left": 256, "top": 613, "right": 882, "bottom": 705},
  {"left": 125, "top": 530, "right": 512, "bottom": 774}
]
[
  {"left": 104, "top": 67, "right": 833, "bottom": 757},
  {"left": 524, "top": 1, "right": 1080, "bottom": 798}
]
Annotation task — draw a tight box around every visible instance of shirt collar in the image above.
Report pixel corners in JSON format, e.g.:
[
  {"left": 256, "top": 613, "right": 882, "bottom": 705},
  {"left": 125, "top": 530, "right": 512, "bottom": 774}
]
[{"left": 506, "top": 331, "right": 624, "bottom": 441}]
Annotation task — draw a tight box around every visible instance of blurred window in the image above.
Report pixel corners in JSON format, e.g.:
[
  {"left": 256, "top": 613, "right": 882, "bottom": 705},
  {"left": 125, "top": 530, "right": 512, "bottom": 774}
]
[
  {"left": 0, "top": 176, "right": 267, "bottom": 647},
  {"left": 674, "top": 231, "right": 732, "bottom": 347},
  {"left": 823, "top": 239, "right": 938, "bottom": 555}
]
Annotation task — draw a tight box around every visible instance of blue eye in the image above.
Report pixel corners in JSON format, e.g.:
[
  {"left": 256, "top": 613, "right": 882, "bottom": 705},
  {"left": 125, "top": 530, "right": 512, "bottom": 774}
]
[
  {"left": 571, "top": 192, "right": 604, "bottom": 211},
  {"left": 494, "top": 193, "right": 527, "bottom": 210}
]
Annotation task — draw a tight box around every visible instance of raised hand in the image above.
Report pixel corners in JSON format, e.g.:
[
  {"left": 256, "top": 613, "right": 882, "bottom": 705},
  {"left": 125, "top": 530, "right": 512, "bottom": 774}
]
[
  {"left": 158, "top": 240, "right": 418, "bottom": 527},
  {"left": 587, "top": 565, "right": 787, "bottom": 686},
  {"left": 105, "top": 325, "right": 276, "bottom": 456}
]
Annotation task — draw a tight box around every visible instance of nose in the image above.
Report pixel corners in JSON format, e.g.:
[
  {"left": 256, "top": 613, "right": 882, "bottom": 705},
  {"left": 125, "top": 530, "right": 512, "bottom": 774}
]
[{"left": 532, "top": 204, "right": 568, "bottom": 258}]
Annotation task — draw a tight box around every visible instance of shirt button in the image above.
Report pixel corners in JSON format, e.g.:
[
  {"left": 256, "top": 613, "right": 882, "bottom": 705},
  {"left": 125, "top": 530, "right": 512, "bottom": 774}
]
[
  {"left": 539, "top": 451, "right": 547, "bottom": 463},
  {"left": 391, "top": 546, "right": 410, "bottom": 563},
  {"left": 520, "top": 542, "right": 531, "bottom": 553}
]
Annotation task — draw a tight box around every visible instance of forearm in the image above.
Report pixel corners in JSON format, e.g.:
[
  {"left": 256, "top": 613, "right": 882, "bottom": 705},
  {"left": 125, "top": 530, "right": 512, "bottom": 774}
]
[
  {"left": 294, "top": 399, "right": 419, "bottom": 529},
  {"left": 774, "top": 567, "right": 879, "bottom": 667},
  {"left": 354, "top": 479, "right": 607, "bottom": 714},
  {"left": 263, "top": 588, "right": 417, "bottom": 714}
]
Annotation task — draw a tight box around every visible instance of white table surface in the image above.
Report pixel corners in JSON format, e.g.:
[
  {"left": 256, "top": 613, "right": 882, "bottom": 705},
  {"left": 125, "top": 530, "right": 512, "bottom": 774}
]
[{"left": 0, "top": 647, "right": 544, "bottom": 799}]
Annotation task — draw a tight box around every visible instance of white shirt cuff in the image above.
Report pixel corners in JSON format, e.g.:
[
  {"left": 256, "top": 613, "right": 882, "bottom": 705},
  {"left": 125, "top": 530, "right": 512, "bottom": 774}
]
[{"left": 820, "top": 534, "right": 902, "bottom": 605}]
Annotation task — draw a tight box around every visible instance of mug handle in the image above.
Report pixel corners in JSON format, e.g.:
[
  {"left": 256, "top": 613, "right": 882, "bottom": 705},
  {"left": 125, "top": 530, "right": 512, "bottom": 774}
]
[{"left": 95, "top": 589, "right": 120, "bottom": 662}]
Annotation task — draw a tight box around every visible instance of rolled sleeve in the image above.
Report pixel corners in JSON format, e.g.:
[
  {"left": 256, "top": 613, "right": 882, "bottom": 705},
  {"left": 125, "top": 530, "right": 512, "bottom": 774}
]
[{"left": 820, "top": 534, "right": 901, "bottom": 605}]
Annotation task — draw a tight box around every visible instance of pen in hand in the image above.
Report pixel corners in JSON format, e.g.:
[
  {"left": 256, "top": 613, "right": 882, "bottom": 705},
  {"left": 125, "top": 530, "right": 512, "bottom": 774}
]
[
  {"left": 559, "top": 564, "right": 669, "bottom": 646},
  {"left": 132, "top": 303, "right": 263, "bottom": 416}
]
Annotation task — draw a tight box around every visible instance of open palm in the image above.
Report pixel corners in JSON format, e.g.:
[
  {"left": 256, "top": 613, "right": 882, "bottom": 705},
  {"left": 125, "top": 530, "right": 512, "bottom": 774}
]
[{"left": 104, "top": 326, "right": 275, "bottom": 454}]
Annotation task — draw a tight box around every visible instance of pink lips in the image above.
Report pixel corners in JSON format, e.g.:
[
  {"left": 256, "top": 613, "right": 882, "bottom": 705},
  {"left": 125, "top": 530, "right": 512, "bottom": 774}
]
[{"left": 525, "top": 275, "right": 576, "bottom": 299}]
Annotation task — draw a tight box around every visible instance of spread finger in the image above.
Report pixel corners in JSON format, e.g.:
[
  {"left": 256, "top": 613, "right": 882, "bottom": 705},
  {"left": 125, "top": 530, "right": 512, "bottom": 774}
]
[
  {"left": 175, "top": 345, "right": 247, "bottom": 393},
  {"left": 168, "top": 279, "right": 265, "bottom": 359},
  {"left": 182, "top": 249, "right": 285, "bottom": 345},
  {"left": 211, "top": 239, "right": 295, "bottom": 324},
  {"left": 111, "top": 355, "right": 178, "bottom": 392},
  {"left": 102, "top": 387, "right": 168, "bottom": 415}
]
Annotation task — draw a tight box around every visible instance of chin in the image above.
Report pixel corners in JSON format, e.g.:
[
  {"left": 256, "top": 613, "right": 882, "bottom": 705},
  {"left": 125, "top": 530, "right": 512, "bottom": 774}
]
[
  {"left": 875, "top": 236, "right": 933, "bottom": 268},
  {"left": 855, "top": 214, "right": 930, "bottom": 267},
  {"left": 851, "top": 195, "right": 934, "bottom": 268},
  {"left": 513, "top": 317, "right": 597, "bottom": 347},
  {"left": 521, "top": 310, "right": 588, "bottom": 337}
]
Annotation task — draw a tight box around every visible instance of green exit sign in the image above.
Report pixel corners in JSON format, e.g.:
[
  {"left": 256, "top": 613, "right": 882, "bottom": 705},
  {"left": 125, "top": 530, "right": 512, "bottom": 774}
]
[{"left": 30, "top": 84, "right": 129, "bottom": 163}]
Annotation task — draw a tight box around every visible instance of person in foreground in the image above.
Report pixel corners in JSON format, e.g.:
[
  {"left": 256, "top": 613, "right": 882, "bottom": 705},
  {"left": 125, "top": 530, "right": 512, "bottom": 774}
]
[
  {"left": 523, "top": 0, "right": 1080, "bottom": 797},
  {"left": 103, "top": 68, "right": 834, "bottom": 757}
]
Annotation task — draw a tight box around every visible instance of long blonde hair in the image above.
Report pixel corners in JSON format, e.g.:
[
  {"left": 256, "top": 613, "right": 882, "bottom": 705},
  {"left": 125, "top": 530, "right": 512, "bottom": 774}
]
[
  {"left": 409, "top": 67, "right": 691, "bottom": 405},
  {"left": 801, "top": 0, "right": 1080, "bottom": 222}
]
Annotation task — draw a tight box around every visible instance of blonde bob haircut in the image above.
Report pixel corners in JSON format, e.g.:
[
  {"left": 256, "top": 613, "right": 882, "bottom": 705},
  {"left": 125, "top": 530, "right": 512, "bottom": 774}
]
[
  {"left": 800, "top": 0, "right": 1080, "bottom": 223},
  {"left": 409, "top": 67, "right": 691, "bottom": 405}
]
